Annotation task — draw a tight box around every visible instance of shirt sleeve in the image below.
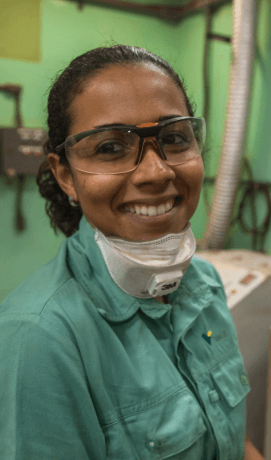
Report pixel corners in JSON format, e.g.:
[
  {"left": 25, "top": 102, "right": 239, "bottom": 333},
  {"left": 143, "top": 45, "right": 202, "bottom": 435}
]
[{"left": 0, "top": 313, "right": 106, "bottom": 460}]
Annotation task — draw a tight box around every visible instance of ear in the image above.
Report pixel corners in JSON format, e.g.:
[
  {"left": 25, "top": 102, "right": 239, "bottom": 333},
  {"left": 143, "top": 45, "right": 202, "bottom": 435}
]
[{"left": 47, "top": 153, "right": 79, "bottom": 202}]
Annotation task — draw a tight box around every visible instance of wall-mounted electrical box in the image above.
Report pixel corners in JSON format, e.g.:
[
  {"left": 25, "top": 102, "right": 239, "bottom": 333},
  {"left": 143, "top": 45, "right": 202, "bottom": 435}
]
[{"left": 0, "top": 127, "right": 48, "bottom": 176}]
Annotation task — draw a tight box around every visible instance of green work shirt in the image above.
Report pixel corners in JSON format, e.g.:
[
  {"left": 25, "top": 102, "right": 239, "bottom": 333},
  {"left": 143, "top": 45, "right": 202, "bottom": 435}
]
[{"left": 0, "top": 216, "right": 250, "bottom": 460}]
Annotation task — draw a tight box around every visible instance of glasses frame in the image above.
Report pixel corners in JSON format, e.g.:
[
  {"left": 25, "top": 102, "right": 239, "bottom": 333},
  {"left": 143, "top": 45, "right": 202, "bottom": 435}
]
[{"left": 55, "top": 116, "right": 206, "bottom": 175}]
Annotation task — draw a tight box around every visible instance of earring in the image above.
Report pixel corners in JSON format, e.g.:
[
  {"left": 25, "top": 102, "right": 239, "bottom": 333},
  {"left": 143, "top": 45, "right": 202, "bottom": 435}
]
[{"left": 68, "top": 195, "right": 79, "bottom": 207}]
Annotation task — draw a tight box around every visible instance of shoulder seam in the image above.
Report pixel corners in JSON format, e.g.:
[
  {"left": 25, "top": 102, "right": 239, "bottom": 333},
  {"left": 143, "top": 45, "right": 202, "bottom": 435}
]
[{"left": 40, "top": 276, "right": 75, "bottom": 315}]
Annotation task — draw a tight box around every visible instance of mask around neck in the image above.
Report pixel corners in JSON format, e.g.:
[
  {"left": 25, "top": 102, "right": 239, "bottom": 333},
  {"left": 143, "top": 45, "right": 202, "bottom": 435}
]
[{"left": 94, "top": 222, "right": 196, "bottom": 298}]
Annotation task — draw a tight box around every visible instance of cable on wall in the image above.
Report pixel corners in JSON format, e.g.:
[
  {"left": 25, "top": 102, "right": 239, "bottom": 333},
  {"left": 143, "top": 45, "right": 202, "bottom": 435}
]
[
  {"left": 229, "top": 157, "right": 271, "bottom": 253},
  {"left": 203, "top": 174, "right": 271, "bottom": 253},
  {"left": 0, "top": 85, "right": 25, "bottom": 231}
]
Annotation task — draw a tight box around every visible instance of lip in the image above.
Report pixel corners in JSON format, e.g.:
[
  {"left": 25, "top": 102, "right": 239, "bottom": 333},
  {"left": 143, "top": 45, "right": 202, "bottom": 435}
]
[
  {"left": 119, "top": 196, "right": 183, "bottom": 222},
  {"left": 121, "top": 195, "right": 182, "bottom": 209}
]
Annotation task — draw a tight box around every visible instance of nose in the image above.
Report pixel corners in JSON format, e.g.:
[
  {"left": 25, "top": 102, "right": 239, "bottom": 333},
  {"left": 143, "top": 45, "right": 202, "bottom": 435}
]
[{"left": 132, "top": 137, "right": 176, "bottom": 184}]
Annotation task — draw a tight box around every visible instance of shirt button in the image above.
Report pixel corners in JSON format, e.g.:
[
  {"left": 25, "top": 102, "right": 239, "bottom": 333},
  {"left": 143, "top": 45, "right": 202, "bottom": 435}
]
[
  {"left": 209, "top": 389, "right": 220, "bottom": 403},
  {"left": 146, "top": 440, "right": 159, "bottom": 451}
]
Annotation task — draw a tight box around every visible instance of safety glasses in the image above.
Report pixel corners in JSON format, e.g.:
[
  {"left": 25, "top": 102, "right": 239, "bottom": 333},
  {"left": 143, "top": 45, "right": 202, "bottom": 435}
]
[{"left": 55, "top": 116, "right": 206, "bottom": 175}]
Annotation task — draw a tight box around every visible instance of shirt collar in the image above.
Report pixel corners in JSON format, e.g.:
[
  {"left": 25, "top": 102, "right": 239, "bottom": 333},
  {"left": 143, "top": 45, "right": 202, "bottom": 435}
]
[{"left": 68, "top": 216, "right": 221, "bottom": 324}]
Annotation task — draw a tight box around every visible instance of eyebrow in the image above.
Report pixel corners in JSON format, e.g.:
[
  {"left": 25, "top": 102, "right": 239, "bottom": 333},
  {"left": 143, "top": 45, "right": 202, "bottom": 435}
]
[{"left": 93, "top": 114, "right": 183, "bottom": 129}]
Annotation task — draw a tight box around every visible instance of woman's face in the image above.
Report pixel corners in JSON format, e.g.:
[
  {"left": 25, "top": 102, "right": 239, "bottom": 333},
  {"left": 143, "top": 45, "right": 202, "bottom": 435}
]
[{"left": 48, "top": 63, "right": 204, "bottom": 241}]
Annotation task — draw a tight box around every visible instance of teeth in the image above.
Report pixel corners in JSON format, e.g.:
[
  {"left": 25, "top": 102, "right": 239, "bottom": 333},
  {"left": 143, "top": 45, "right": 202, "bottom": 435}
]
[
  {"left": 157, "top": 204, "right": 166, "bottom": 215},
  {"left": 140, "top": 206, "right": 148, "bottom": 216},
  {"left": 124, "top": 199, "right": 175, "bottom": 216},
  {"left": 128, "top": 205, "right": 136, "bottom": 213},
  {"left": 148, "top": 206, "right": 158, "bottom": 216}
]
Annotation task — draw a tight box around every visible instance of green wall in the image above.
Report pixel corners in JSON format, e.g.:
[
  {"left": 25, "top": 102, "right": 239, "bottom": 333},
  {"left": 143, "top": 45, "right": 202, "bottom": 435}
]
[{"left": 1, "top": 0, "right": 271, "bottom": 301}]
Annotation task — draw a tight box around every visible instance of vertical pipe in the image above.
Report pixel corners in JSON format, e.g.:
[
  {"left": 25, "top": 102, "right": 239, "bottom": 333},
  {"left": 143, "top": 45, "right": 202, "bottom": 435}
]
[{"left": 201, "top": 0, "right": 256, "bottom": 250}]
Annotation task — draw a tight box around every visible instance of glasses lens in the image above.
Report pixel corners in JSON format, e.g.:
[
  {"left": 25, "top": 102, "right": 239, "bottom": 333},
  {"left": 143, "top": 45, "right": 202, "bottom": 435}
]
[
  {"left": 67, "top": 130, "right": 140, "bottom": 174},
  {"left": 66, "top": 118, "right": 205, "bottom": 174},
  {"left": 159, "top": 118, "right": 205, "bottom": 165}
]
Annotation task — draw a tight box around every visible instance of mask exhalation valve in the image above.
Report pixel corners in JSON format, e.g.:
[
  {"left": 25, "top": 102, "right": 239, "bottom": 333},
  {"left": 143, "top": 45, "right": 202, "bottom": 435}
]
[{"left": 146, "top": 270, "right": 183, "bottom": 297}]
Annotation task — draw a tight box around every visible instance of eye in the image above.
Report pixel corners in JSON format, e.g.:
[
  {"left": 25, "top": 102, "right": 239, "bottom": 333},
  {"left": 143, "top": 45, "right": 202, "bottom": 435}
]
[
  {"left": 96, "top": 141, "right": 126, "bottom": 155},
  {"left": 160, "top": 132, "right": 190, "bottom": 146}
]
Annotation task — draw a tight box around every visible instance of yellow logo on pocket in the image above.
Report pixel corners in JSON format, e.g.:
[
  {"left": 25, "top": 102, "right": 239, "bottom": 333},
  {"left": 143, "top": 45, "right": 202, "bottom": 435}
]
[{"left": 202, "top": 330, "right": 212, "bottom": 345}]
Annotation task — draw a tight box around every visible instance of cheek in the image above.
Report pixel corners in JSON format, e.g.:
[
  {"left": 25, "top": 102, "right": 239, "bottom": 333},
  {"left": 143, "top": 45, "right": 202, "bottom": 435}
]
[
  {"left": 76, "top": 175, "right": 124, "bottom": 207},
  {"left": 192, "top": 156, "right": 204, "bottom": 181},
  {"left": 190, "top": 164, "right": 204, "bottom": 204},
  {"left": 192, "top": 165, "right": 204, "bottom": 194},
  {"left": 178, "top": 159, "right": 204, "bottom": 194},
  {"left": 178, "top": 160, "right": 204, "bottom": 213}
]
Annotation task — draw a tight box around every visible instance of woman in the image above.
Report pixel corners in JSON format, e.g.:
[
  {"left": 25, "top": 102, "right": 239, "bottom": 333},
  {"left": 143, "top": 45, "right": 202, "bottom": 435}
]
[{"left": 0, "top": 45, "right": 251, "bottom": 460}]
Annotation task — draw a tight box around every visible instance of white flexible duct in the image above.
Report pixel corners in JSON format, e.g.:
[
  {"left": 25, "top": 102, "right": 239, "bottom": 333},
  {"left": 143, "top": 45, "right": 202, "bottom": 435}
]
[{"left": 201, "top": 0, "right": 256, "bottom": 250}]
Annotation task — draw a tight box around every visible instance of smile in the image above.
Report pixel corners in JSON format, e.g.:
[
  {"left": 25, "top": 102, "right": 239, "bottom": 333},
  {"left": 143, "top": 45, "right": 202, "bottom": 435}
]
[{"left": 122, "top": 196, "right": 183, "bottom": 217}]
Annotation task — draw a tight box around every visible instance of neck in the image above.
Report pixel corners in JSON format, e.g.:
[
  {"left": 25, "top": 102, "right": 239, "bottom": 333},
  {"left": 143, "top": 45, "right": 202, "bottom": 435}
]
[{"left": 155, "top": 295, "right": 169, "bottom": 304}]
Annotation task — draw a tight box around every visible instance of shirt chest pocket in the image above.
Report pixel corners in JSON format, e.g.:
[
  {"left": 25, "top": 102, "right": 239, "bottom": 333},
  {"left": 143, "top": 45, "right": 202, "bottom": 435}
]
[{"left": 102, "top": 384, "right": 208, "bottom": 460}]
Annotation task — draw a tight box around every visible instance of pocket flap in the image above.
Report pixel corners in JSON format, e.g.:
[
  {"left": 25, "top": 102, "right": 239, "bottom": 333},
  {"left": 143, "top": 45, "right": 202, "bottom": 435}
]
[
  {"left": 103, "top": 385, "right": 207, "bottom": 460},
  {"left": 210, "top": 353, "right": 251, "bottom": 407}
]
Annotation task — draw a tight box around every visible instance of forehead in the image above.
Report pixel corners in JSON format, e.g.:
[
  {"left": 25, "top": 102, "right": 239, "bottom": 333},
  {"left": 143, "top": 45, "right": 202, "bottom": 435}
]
[{"left": 69, "top": 63, "right": 189, "bottom": 135}]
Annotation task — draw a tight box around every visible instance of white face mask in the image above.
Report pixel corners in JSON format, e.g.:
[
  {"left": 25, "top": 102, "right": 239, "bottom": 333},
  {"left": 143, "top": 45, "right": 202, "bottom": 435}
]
[{"left": 94, "top": 222, "right": 196, "bottom": 298}]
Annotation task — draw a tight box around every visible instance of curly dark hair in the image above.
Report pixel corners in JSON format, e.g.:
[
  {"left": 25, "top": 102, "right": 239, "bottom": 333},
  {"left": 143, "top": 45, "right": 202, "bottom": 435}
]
[{"left": 37, "top": 44, "right": 196, "bottom": 237}]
